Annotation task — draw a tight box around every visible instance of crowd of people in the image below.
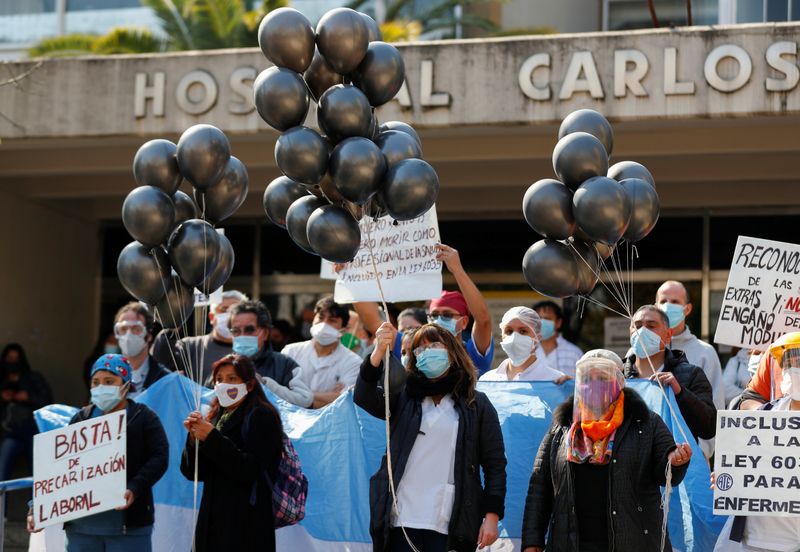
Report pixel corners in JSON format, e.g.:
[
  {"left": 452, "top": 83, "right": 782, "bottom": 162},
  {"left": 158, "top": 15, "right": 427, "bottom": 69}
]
[{"left": 5, "top": 243, "right": 798, "bottom": 551}]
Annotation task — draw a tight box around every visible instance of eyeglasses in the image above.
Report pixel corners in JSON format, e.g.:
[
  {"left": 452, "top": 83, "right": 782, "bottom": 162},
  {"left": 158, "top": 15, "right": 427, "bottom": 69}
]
[
  {"left": 114, "top": 321, "right": 145, "bottom": 337},
  {"left": 428, "top": 312, "right": 461, "bottom": 322},
  {"left": 413, "top": 342, "right": 446, "bottom": 357},
  {"left": 230, "top": 325, "right": 259, "bottom": 337}
]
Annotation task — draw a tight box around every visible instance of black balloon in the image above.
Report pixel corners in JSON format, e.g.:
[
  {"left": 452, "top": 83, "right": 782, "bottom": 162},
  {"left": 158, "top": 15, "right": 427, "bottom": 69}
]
[
  {"left": 319, "top": 173, "right": 345, "bottom": 205},
  {"left": 573, "top": 176, "right": 632, "bottom": 245},
  {"left": 275, "top": 126, "right": 329, "bottom": 185},
  {"left": 253, "top": 67, "right": 310, "bottom": 132},
  {"left": 315, "top": 7, "right": 369, "bottom": 74},
  {"left": 167, "top": 219, "right": 221, "bottom": 287},
  {"left": 351, "top": 41, "right": 405, "bottom": 106},
  {"left": 558, "top": 109, "right": 614, "bottom": 156},
  {"left": 360, "top": 12, "right": 382, "bottom": 42},
  {"left": 317, "top": 84, "right": 372, "bottom": 143},
  {"left": 379, "top": 121, "right": 420, "bottom": 146},
  {"left": 569, "top": 239, "right": 600, "bottom": 295},
  {"left": 154, "top": 272, "right": 194, "bottom": 329},
  {"left": 330, "top": 137, "right": 386, "bottom": 205},
  {"left": 133, "top": 139, "right": 181, "bottom": 195},
  {"left": 381, "top": 158, "right": 439, "bottom": 221},
  {"left": 364, "top": 193, "right": 388, "bottom": 219},
  {"left": 552, "top": 132, "right": 609, "bottom": 190},
  {"left": 522, "top": 239, "right": 579, "bottom": 298},
  {"left": 263, "top": 176, "right": 309, "bottom": 228},
  {"left": 285, "top": 195, "right": 328, "bottom": 254},
  {"left": 117, "top": 242, "right": 171, "bottom": 305},
  {"left": 306, "top": 205, "right": 361, "bottom": 263},
  {"left": 620, "top": 178, "right": 659, "bottom": 242},
  {"left": 194, "top": 156, "right": 248, "bottom": 224},
  {"left": 122, "top": 186, "right": 176, "bottom": 248},
  {"left": 203, "top": 232, "right": 235, "bottom": 293},
  {"left": 304, "top": 48, "right": 343, "bottom": 101},
  {"left": 257, "top": 7, "right": 315, "bottom": 73},
  {"left": 522, "top": 179, "right": 575, "bottom": 240},
  {"left": 176, "top": 125, "right": 231, "bottom": 191},
  {"left": 608, "top": 161, "right": 656, "bottom": 188},
  {"left": 375, "top": 129, "right": 422, "bottom": 168},
  {"left": 173, "top": 190, "right": 198, "bottom": 227}
]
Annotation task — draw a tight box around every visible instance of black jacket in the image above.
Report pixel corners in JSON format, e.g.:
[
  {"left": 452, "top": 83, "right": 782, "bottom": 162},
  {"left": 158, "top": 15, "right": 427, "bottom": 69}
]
[
  {"left": 180, "top": 394, "right": 283, "bottom": 552},
  {"left": 252, "top": 346, "right": 298, "bottom": 387},
  {"left": 67, "top": 400, "right": 168, "bottom": 529},
  {"left": 624, "top": 348, "right": 717, "bottom": 441},
  {"left": 521, "top": 388, "right": 687, "bottom": 552},
  {"left": 140, "top": 356, "right": 170, "bottom": 392},
  {"left": 354, "top": 356, "right": 506, "bottom": 552}
]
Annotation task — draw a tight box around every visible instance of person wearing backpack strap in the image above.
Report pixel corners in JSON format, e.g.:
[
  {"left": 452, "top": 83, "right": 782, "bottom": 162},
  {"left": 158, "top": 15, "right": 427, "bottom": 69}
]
[{"left": 181, "top": 354, "right": 283, "bottom": 552}]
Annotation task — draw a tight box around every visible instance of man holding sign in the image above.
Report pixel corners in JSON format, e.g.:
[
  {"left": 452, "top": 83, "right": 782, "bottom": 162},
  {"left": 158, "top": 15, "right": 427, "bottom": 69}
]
[{"left": 28, "top": 354, "right": 168, "bottom": 552}]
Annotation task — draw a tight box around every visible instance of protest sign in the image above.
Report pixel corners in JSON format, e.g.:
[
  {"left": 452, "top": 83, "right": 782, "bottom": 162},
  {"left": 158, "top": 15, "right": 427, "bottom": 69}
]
[
  {"left": 32, "top": 410, "right": 127, "bottom": 528},
  {"left": 714, "top": 236, "right": 800, "bottom": 349},
  {"left": 331, "top": 208, "right": 442, "bottom": 303},
  {"left": 713, "top": 409, "right": 800, "bottom": 516}
]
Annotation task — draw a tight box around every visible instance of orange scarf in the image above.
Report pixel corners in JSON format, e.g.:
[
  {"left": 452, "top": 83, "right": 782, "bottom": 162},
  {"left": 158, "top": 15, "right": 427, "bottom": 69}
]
[{"left": 581, "top": 390, "right": 625, "bottom": 440}]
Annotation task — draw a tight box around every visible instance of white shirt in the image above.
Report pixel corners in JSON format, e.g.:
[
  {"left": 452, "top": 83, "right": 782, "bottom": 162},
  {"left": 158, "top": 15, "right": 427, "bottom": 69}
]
[
  {"left": 128, "top": 357, "right": 149, "bottom": 399},
  {"left": 392, "top": 395, "right": 459, "bottom": 533},
  {"left": 535, "top": 335, "right": 583, "bottom": 377},
  {"left": 480, "top": 357, "right": 564, "bottom": 382},
  {"left": 282, "top": 340, "right": 362, "bottom": 393}
]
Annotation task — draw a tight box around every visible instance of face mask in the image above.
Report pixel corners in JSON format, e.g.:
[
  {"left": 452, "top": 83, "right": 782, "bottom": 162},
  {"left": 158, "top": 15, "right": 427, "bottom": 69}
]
[
  {"left": 630, "top": 327, "right": 663, "bottom": 359},
  {"left": 214, "top": 313, "right": 232, "bottom": 340},
  {"left": 501, "top": 332, "right": 537, "bottom": 366},
  {"left": 232, "top": 335, "right": 260, "bottom": 357},
  {"left": 91, "top": 384, "right": 125, "bottom": 412},
  {"left": 659, "top": 303, "right": 686, "bottom": 329},
  {"left": 117, "top": 333, "right": 146, "bottom": 357},
  {"left": 430, "top": 316, "right": 459, "bottom": 336},
  {"left": 310, "top": 322, "right": 342, "bottom": 346},
  {"left": 103, "top": 344, "right": 121, "bottom": 354},
  {"left": 215, "top": 382, "right": 248, "bottom": 408},
  {"left": 401, "top": 355, "right": 409, "bottom": 367},
  {"left": 747, "top": 353, "right": 761, "bottom": 375},
  {"left": 540, "top": 319, "right": 556, "bottom": 340},
  {"left": 416, "top": 348, "right": 450, "bottom": 379}
]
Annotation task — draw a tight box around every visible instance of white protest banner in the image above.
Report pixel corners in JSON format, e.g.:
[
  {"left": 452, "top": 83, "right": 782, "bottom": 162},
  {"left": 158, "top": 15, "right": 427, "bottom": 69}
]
[
  {"left": 713, "top": 409, "right": 800, "bottom": 516},
  {"left": 331, "top": 207, "right": 442, "bottom": 303},
  {"left": 33, "top": 410, "right": 127, "bottom": 528},
  {"left": 714, "top": 236, "right": 800, "bottom": 349}
]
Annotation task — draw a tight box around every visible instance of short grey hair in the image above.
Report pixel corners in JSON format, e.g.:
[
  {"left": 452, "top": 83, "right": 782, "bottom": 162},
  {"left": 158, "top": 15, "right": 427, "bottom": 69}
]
[
  {"left": 632, "top": 304, "right": 669, "bottom": 328},
  {"left": 211, "top": 290, "right": 249, "bottom": 312}
]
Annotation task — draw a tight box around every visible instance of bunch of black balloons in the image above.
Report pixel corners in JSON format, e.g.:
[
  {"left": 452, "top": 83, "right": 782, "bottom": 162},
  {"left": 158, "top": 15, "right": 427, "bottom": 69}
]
[
  {"left": 255, "top": 6, "right": 439, "bottom": 263},
  {"left": 521, "top": 109, "right": 660, "bottom": 298},
  {"left": 118, "top": 124, "right": 246, "bottom": 329}
]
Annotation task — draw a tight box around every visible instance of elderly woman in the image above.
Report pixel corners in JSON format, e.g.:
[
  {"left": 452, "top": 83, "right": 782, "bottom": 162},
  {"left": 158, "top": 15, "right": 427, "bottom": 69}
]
[
  {"left": 480, "top": 306, "right": 568, "bottom": 382},
  {"left": 521, "top": 349, "right": 692, "bottom": 552}
]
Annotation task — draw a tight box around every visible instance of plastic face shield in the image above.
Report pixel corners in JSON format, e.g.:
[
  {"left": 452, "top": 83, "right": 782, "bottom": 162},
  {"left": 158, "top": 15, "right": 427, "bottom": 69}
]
[{"left": 573, "top": 358, "right": 625, "bottom": 423}]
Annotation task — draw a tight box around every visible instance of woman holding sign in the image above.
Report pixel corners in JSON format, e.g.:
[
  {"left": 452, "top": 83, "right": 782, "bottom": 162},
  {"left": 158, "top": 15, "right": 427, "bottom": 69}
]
[
  {"left": 181, "top": 354, "right": 283, "bottom": 552},
  {"left": 521, "top": 349, "right": 693, "bottom": 552},
  {"left": 27, "top": 354, "right": 169, "bottom": 551}
]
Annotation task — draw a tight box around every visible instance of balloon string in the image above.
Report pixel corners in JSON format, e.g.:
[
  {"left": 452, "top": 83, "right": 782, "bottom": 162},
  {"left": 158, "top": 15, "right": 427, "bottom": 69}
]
[{"left": 566, "top": 241, "right": 630, "bottom": 318}]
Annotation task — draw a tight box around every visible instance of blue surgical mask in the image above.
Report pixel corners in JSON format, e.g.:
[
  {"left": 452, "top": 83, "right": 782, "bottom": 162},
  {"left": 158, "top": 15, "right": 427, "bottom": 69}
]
[
  {"left": 659, "top": 303, "right": 686, "bottom": 329},
  {"left": 630, "top": 327, "right": 663, "bottom": 359},
  {"left": 540, "top": 319, "right": 556, "bottom": 340},
  {"left": 415, "top": 349, "right": 451, "bottom": 379},
  {"left": 430, "top": 316, "right": 458, "bottom": 336},
  {"left": 90, "top": 384, "right": 125, "bottom": 412},
  {"left": 233, "top": 335, "right": 259, "bottom": 357}
]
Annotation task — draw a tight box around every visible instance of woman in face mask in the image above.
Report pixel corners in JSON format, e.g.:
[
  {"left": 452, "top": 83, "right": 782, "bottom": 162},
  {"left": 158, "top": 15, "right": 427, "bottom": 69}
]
[
  {"left": 480, "top": 307, "right": 569, "bottom": 383},
  {"left": 181, "top": 354, "right": 283, "bottom": 552},
  {"left": 521, "top": 349, "right": 692, "bottom": 552},
  {"left": 27, "top": 354, "right": 169, "bottom": 550},
  {"left": 355, "top": 322, "right": 507, "bottom": 552}
]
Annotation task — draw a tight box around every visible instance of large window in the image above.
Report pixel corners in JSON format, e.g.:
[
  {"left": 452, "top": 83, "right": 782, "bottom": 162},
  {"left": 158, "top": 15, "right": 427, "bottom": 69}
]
[
  {"left": 604, "top": 0, "right": 718, "bottom": 30},
  {"left": 734, "top": 0, "right": 800, "bottom": 22}
]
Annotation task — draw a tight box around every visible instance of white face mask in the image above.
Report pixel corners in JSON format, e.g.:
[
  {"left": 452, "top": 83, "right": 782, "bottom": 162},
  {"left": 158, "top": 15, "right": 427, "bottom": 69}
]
[
  {"left": 501, "top": 332, "right": 537, "bottom": 366},
  {"left": 117, "top": 333, "right": 146, "bottom": 357},
  {"left": 310, "top": 322, "right": 342, "bottom": 346},
  {"left": 214, "top": 382, "right": 248, "bottom": 407},
  {"left": 214, "top": 312, "right": 232, "bottom": 340}
]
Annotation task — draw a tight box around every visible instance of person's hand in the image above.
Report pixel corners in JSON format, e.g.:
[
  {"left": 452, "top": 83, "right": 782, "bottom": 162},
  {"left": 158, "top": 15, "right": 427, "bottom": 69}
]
[
  {"left": 370, "top": 322, "right": 398, "bottom": 368},
  {"left": 651, "top": 371, "right": 682, "bottom": 395},
  {"left": 14, "top": 390, "right": 28, "bottom": 402},
  {"left": 1, "top": 390, "right": 13, "bottom": 401},
  {"left": 477, "top": 513, "right": 499, "bottom": 549},
  {"left": 668, "top": 443, "right": 692, "bottom": 467},
  {"left": 183, "top": 411, "right": 202, "bottom": 432},
  {"left": 435, "top": 244, "right": 463, "bottom": 274},
  {"left": 333, "top": 383, "right": 345, "bottom": 394},
  {"left": 554, "top": 375, "right": 573, "bottom": 385},
  {"left": 26, "top": 511, "right": 42, "bottom": 533},
  {"left": 523, "top": 547, "right": 544, "bottom": 552},
  {"left": 710, "top": 470, "right": 715, "bottom": 490},
  {"left": 332, "top": 262, "right": 349, "bottom": 273},
  {"left": 115, "top": 489, "right": 134, "bottom": 510},
  {"left": 185, "top": 411, "right": 214, "bottom": 441}
]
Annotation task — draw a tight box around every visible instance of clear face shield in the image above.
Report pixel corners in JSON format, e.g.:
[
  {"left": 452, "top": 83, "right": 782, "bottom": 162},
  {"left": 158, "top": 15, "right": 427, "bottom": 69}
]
[
  {"left": 573, "top": 358, "right": 625, "bottom": 424},
  {"left": 779, "top": 348, "right": 800, "bottom": 400}
]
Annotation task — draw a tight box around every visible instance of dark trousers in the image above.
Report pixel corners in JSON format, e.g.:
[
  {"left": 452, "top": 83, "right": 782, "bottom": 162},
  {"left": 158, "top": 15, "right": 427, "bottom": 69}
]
[{"left": 389, "top": 527, "right": 449, "bottom": 552}]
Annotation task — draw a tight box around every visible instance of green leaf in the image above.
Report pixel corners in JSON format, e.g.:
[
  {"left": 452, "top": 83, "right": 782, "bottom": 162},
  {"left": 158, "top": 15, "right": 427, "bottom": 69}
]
[
  {"left": 28, "top": 34, "right": 97, "bottom": 57},
  {"left": 92, "top": 27, "right": 164, "bottom": 54}
]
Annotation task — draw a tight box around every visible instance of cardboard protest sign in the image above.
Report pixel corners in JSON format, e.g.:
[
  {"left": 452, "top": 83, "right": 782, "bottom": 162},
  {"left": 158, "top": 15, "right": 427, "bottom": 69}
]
[
  {"left": 332, "top": 208, "right": 442, "bottom": 303},
  {"left": 32, "top": 410, "right": 127, "bottom": 528},
  {"left": 714, "top": 236, "right": 800, "bottom": 349},
  {"left": 713, "top": 409, "right": 800, "bottom": 516}
]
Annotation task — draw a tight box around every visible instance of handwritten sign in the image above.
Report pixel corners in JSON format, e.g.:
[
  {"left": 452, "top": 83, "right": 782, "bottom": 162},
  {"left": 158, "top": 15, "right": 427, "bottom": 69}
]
[
  {"left": 332, "top": 208, "right": 443, "bottom": 303},
  {"left": 714, "top": 236, "right": 800, "bottom": 349},
  {"left": 32, "top": 410, "right": 127, "bottom": 528},
  {"left": 713, "top": 410, "right": 800, "bottom": 516}
]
